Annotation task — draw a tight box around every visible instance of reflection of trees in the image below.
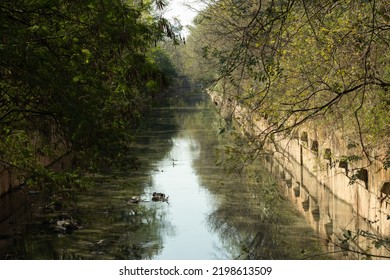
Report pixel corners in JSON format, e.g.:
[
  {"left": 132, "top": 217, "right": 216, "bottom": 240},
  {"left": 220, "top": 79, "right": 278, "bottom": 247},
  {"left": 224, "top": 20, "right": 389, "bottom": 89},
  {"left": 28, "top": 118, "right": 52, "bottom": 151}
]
[
  {"left": 205, "top": 167, "right": 328, "bottom": 259},
  {"left": 2, "top": 102, "right": 182, "bottom": 260},
  {"left": 5, "top": 175, "right": 170, "bottom": 259},
  {"left": 52, "top": 106, "right": 184, "bottom": 260},
  {"left": 185, "top": 106, "right": 328, "bottom": 259},
  {"left": 131, "top": 108, "right": 180, "bottom": 169}
]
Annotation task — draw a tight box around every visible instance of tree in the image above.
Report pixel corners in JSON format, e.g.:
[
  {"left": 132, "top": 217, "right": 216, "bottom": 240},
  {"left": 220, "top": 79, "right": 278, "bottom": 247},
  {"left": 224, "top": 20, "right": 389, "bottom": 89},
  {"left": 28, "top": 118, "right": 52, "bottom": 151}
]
[
  {"left": 0, "top": 0, "right": 180, "bottom": 194},
  {"left": 186, "top": 0, "right": 389, "bottom": 168}
]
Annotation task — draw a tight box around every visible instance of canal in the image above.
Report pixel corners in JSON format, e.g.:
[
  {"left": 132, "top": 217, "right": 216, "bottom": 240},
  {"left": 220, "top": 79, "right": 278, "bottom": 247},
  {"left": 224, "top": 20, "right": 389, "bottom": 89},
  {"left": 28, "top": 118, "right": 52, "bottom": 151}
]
[{"left": 0, "top": 90, "right": 328, "bottom": 260}]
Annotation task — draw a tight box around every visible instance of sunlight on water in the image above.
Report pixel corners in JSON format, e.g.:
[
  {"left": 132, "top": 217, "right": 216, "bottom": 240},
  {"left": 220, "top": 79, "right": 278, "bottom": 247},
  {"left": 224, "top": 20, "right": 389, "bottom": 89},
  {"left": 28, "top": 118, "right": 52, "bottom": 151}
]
[
  {"left": 0, "top": 95, "right": 331, "bottom": 260},
  {"left": 149, "top": 137, "right": 227, "bottom": 259}
]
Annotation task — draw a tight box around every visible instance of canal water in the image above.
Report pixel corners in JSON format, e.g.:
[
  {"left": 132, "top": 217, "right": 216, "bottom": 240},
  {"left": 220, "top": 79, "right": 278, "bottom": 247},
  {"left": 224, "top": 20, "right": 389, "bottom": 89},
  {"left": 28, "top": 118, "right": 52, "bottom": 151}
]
[{"left": 0, "top": 91, "right": 328, "bottom": 260}]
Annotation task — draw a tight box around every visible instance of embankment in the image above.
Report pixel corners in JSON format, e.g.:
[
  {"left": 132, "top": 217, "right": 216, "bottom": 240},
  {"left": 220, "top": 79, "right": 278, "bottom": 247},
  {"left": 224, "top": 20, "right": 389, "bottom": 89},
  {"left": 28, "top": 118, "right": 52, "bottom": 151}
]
[{"left": 210, "top": 90, "right": 390, "bottom": 258}]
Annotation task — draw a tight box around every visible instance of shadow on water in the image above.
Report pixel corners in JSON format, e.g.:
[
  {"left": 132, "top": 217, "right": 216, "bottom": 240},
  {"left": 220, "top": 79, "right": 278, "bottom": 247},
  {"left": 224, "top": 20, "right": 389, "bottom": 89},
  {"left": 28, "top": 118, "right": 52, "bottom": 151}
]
[
  {"left": 185, "top": 107, "right": 329, "bottom": 259},
  {"left": 0, "top": 88, "right": 329, "bottom": 259}
]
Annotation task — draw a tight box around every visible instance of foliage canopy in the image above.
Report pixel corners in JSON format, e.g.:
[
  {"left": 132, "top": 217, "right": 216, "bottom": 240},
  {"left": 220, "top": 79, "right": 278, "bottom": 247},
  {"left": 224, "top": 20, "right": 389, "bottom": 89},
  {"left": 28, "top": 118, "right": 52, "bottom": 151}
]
[
  {"left": 184, "top": 0, "right": 389, "bottom": 167},
  {"left": 0, "top": 0, "right": 179, "bottom": 192}
]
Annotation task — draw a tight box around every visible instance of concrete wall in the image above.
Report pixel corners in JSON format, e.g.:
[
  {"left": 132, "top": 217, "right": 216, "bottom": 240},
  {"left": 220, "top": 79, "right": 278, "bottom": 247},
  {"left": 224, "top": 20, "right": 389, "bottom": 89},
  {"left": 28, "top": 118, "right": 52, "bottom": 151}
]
[
  {"left": 210, "top": 90, "right": 390, "bottom": 258},
  {"left": 0, "top": 166, "right": 17, "bottom": 197},
  {"left": 0, "top": 131, "right": 70, "bottom": 197}
]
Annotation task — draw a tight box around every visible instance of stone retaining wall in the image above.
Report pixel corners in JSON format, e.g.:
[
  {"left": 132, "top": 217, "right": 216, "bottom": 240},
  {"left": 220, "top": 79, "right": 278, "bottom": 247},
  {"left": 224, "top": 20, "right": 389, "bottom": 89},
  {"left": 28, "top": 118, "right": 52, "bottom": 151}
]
[{"left": 210, "top": 90, "right": 390, "bottom": 241}]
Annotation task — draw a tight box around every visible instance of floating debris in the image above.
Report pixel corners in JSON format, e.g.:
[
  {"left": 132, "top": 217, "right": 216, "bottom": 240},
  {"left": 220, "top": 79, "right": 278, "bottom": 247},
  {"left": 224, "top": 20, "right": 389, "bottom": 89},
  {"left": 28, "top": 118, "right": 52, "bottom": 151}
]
[
  {"left": 127, "top": 196, "right": 141, "bottom": 204},
  {"left": 49, "top": 213, "right": 80, "bottom": 233},
  {"left": 96, "top": 239, "right": 105, "bottom": 246},
  {"left": 152, "top": 192, "right": 169, "bottom": 202},
  {"left": 44, "top": 201, "right": 63, "bottom": 211}
]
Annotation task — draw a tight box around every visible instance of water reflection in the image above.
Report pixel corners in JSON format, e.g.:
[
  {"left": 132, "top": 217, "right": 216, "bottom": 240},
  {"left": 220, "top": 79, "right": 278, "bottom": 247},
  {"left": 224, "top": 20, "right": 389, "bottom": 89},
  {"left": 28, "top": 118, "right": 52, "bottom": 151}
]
[
  {"left": 167, "top": 104, "right": 328, "bottom": 259},
  {"left": 149, "top": 137, "right": 226, "bottom": 259},
  {"left": 259, "top": 146, "right": 390, "bottom": 259},
  {"left": 0, "top": 93, "right": 329, "bottom": 259}
]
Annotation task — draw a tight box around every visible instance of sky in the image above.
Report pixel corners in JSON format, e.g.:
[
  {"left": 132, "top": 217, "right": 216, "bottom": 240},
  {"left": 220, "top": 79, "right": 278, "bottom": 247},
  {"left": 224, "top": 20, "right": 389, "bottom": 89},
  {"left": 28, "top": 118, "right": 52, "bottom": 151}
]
[{"left": 164, "top": 0, "right": 205, "bottom": 32}]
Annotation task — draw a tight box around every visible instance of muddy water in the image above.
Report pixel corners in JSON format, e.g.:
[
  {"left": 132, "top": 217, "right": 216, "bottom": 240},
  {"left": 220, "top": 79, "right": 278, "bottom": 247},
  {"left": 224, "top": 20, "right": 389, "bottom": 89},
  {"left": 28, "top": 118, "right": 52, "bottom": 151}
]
[{"left": 0, "top": 94, "right": 328, "bottom": 260}]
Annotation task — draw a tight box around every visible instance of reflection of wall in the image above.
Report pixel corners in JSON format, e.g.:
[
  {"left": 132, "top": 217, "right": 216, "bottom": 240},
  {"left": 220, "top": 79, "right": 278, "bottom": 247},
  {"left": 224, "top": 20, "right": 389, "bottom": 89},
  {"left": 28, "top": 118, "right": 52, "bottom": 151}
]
[
  {"left": 264, "top": 154, "right": 390, "bottom": 259},
  {"left": 0, "top": 189, "right": 32, "bottom": 258},
  {"left": 210, "top": 91, "right": 390, "bottom": 259},
  {"left": 270, "top": 127, "right": 389, "bottom": 233}
]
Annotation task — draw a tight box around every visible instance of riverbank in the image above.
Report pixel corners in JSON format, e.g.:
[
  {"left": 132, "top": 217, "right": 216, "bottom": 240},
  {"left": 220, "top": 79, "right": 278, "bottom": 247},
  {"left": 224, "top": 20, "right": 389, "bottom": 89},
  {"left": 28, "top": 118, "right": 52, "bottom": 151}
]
[{"left": 209, "top": 90, "right": 390, "bottom": 259}]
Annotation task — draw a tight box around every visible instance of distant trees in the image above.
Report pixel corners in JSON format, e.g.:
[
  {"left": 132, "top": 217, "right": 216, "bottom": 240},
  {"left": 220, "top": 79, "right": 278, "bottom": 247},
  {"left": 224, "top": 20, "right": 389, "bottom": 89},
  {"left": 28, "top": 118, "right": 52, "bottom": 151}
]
[
  {"left": 185, "top": 0, "right": 389, "bottom": 167},
  {"left": 0, "top": 0, "right": 179, "bottom": 192}
]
